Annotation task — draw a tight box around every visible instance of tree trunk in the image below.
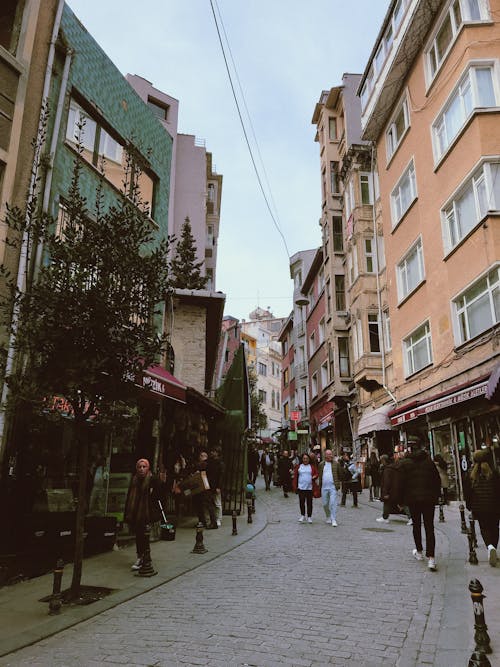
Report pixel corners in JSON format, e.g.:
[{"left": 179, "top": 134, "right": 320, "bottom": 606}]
[{"left": 70, "top": 414, "right": 88, "bottom": 598}]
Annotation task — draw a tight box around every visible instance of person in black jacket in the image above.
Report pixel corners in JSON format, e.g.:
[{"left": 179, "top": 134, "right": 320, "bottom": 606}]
[
  {"left": 400, "top": 440, "right": 441, "bottom": 571},
  {"left": 277, "top": 450, "right": 293, "bottom": 497},
  {"left": 464, "top": 448, "right": 500, "bottom": 566}
]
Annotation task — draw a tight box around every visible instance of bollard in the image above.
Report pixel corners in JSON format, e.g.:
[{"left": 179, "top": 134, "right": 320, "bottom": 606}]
[
  {"left": 468, "top": 651, "right": 492, "bottom": 667},
  {"left": 467, "top": 527, "right": 479, "bottom": 565},
  {"left": 469, "top": 579, "right": 492, "bottom": 656},
  {"left": 439, "top": 497, "right": 445, "bottom": 523},
  {"left": 231, "top": 510, "right": 238, "bottom": 535},
  {"left": 460, "top": 503, "right": 468, "bottom": 533},
  {"left": 48, "top": 558, "right": 64, "bottom": 615},
  {"left": 251, "top": 496, "right": 255, "bottom": 514},
  {"left": 136, "top": 525, "right": 157, "bottom": 577},
  {"left": 247, "top": 499, "right": 253, "bottom": 524},
  {"left": 192, "top": 523, "right": 208, "bottom": 554},
  {"left": 469, "top": 513, "right": 478, "bottom": 548}
]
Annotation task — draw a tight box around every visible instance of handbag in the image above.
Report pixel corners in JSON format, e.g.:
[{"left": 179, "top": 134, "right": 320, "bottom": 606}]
[{"left": 312, "top": 480, "right": 321, "bottom": 498}]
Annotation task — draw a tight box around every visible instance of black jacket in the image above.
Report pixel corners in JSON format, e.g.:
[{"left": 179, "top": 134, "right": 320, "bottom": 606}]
[
  {"left": 277, "top": 456, "right": 293, "bottom": 482},
  {"left": 380, "top": 461, "right": 402, "bottom": 504},
  {"left": 464, "top": 469, "right": 500, "bottom": 516},
  {"left": 400, "top": 450, "right": 441, "bottom": 506}
]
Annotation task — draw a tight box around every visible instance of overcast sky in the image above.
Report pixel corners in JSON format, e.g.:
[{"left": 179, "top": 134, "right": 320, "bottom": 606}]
[{"left": 67, "top": 0, "right": 388, "bottom": 321}]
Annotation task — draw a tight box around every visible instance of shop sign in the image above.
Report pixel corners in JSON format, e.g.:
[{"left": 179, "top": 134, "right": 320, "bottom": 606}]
[
  {"left": 288, "top": 431, "right": 298, "bottom": 441},
  {"left": 44, "top": 395, "right": 99, "bottom": 420},
  {"left": 296, "top": 429, "right": 309, "bottom": 434},
  {"left": 290, "top": 410, "right": 301, "bottom": 421},
  {"left": 391, "top": 381, "right": 488, "bottom": 425}
]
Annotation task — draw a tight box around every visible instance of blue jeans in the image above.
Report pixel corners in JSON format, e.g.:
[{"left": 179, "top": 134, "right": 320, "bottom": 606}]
[{"left": 322, "top": 485, "right": 338, "bottom": 521}]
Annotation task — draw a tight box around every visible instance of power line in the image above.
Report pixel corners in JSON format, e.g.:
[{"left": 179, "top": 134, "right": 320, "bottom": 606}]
[{"left": 209, "top": 0, "right": 291, "bottom": 260}]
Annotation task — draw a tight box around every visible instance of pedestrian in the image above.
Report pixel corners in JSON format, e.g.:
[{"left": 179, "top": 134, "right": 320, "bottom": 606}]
[
  {"left": 289, "top": 449, "right": 300, "bottom": 467},
  {"left": 260, "top": 446, "right": 275, "bottom": 491},
  {"left": 399, "top": 439, "right": 441, "bottom": 571},
  {"left": 247, "top": 445, "right": 259, "bottom": 485},
  {"left": 192, "top": 450, "right": 218, "bottom": 529},
  {"left": 463, "top": 448, "right": 500, "bottom": 566},
  {"left": 318, "top": 449, "right": 343, "bottom": 526},
  {"left": 124, "top": 458, "right": 165, "bottom": 571},
  {"left": 207, "top": 446, "right": 225, "bottom": 527},
  {"left": 277, "top": 449, "right": 293, "bottom": 497},
  {"left": 292, "top": 452, "right": 319, "bottom": 523},
  {"left": 433, "top": 454, "right": 450, "bottom": 504},
  {"left": 375, "top": 455, "right": 411, "bottom": 524},
  {"left": 366, "top": 451, "right": 381, "bottom": 501},
  {"left": 340, "top": 452, "right": 359, "bottom": 508}
]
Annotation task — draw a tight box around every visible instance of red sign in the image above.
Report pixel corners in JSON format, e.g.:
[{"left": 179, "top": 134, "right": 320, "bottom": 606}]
[{"left": 290, "top": 410, "right": 301, "bottom": 421}]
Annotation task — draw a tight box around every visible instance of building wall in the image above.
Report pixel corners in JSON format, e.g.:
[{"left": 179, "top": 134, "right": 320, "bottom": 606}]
[{"left": 170, "top": 303, "right": 207, "bottom": 393}]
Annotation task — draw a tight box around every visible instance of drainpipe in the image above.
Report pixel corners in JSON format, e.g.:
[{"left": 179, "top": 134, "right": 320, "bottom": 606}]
[
  {"left": 370, "top": 142, "right": 397, "bottom": 407},
  {"left": 0, "top": 0, "right": 65, "bottom": 471}
]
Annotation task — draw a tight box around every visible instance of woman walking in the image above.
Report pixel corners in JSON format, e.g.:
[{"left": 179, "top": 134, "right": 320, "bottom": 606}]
[
  {"left": 367, "top": 451, "right": 381, "bottom": 501},
  {"left": 293, "top": 453, "right": 319, "bottom": 524},
  {"left": 464, "top": 449, "right": 500, "bottom": 566}
]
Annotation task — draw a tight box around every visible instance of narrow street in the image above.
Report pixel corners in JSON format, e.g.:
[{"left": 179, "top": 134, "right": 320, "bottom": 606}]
[{"left": 3, "top": 478, "right": 499, "bottom": 667}]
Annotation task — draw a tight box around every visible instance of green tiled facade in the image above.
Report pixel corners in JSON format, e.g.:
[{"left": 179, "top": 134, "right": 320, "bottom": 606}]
[{"left": 48, "top": 4, "right": 172, "bottom": 241}]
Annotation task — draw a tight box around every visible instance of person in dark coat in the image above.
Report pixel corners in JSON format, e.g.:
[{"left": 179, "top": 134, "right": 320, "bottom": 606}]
[
  {"left": 464, "top": 448, "right": 500, "bottom": 566},
  {"left": 367, "top": 451, "right": 381, "bottom": 501},
  {"left": 207, "top": 447, "right": 225, "bottom": 527},
  {"left": 247, "top": 446, "right": 260, "bottom": 484},
  {"left": 376, "top": 455, "right": 399, "bottom": 523},
  {"left": 124, "top": 458, "right": 165, "bottom": 570},
  {"left": 260, "top": 447, "right": 275, "bottom": 491},
  {"left": 277, "top": 449, "right": 293, "bottom": 497},
  {"left": 399, "top": 441, "right": 441, "bottom": 571}
]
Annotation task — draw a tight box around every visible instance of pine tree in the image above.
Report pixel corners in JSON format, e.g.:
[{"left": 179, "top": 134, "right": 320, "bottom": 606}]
[{"left": 170, "top": 216, "right": 208, "bottom": 289}]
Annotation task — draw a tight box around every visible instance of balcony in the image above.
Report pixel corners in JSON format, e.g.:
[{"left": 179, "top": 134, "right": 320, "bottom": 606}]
[{"left": 294, "top": 361, "right": 307, "bottom": 378}]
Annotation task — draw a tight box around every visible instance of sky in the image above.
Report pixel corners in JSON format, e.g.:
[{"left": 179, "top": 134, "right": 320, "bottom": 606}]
[{"left": 67, "top": 0, "right": 389, "bottom": 321}]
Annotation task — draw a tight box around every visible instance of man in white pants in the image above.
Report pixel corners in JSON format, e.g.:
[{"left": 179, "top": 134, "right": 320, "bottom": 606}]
[{"left": 318, "top": 449, "right": 343, "bottom": 526}]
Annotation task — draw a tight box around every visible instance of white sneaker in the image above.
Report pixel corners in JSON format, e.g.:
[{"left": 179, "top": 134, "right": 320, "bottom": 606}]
[
  {"left": 216, "top": 519, "right": 222, "bottom": 527},
  {"left": 307, "top": 517, "right": 313, "bottom": 523},
  {"left": 428, "top": 557, "right": 437, "bottom": 571},
  {"left": 298, "top": 516, "right": 305, "bottom": 523},
  {"left": 325, "top": 518, "right": 331, "bottom": 524},
  {"left": 331, "top": 519, "right": 338, "bottom": 527},
  {"left": 488, "top": 545, "right": 497, "bottom": 567},
  {"left": 376, "top": 517, "right": 389, "bottom": 523},
  {"left": 407, "top": 518, "right": 413, "bottom": 526},
  {"left": 131, "top": 558, "right": 142, "bottom": 571},
  {"left": 412, "top": 549, "right": 424, "bottom": 561}
]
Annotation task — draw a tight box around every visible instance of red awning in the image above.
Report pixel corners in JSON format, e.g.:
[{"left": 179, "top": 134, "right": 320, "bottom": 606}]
[{"left": 139, "top": 364, "right": 186, "bottom": 404}]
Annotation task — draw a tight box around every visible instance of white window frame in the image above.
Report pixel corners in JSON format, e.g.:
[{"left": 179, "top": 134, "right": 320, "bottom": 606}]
[
  {"left": 383, "top": 311, "right": 392, "bottom": 351},
  {"left": 365, "top": 237, "right": 375, "bottom": 273},
  {"left": 391, "top": 158, "right": 417, "bottom": 227},
  {"left": 309, "top": 331, "right": 316, "bottom": 357},
  {"left": 318, "top": 318, "right": 325, "bottom": 345},
  {"left": 386, "top": 93, "right": 410, "bottom": 162},
  {"left": 441, "top": 157, "right": 500, "bottom": 254},
  {"left": 403, "top": 321, "right": 433, "bottom": 376},
  {"left": 425, "top": 0, "right": 491, "bottom": 86},
  {"left": 353, "top": 318, "right": 363, "bottom": 360},
  {"left": 321, "top": 361, "right": 329, "bottom": 388},
  {"left": 311, "top": 372, "right": 318, "bottom": 398},
  {"left": 329, "top": 117, "right": 337, "bottom": 141},
  {"left": 452, "top": 265, "right": 499, "bottom": 344},
  {"left": 360, "top": 172, "right": 374, "bottom": 205},
  {"left": 432, "top": 61, "right": 500, "bottom": 163},
  {"left": 397, "top": 237, "right": 425, "bottom": 301},
  {"left": 345, "top": 179, "right": 355, "bottom": 219}
]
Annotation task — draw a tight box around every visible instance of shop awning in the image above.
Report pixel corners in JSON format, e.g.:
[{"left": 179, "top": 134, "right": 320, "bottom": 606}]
[
  {"left": 486, "top": 362, "right": 500, "bottom": 405},
  {"left": 357, "top": 404, "right": 394, "bottom": 435},
  {"left": 140, "top": 364, "right": 187, "bottom": 404}
]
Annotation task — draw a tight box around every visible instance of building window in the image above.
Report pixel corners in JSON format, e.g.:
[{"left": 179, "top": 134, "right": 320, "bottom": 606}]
[
  {"left": 258, "top": 362, "right": 267, "bottom": 376},
  {"left": 328, "top": 343, "right": 334, "bottom": 378},
  {"left": 353, "top": 318, "right": 363, "bottom": 360},
  {"left": 386, "top": 95, "right": 410, "bottom": 160},
  {"left": 338, "top": 337, "right": 350, "bottom": 377},
  {"left": 426, "top": 0, "right": 490, "bottom": 82},
  {"left": 283, "top": 367, "right": 289, "bottom": 387},
  {"left": 442, "top": 160, "right": 500, "bottom": 253},
  {"left": 277, "top": 391, "right": 280, "bottom": 405},
  {"left": 258, "top": 389, "right": 267, "bottom": 404},
  {"left": 294, "top": 270, "right": 302, "bottom": 289},
  {"left": 283, "top": 338, "right": 288, "bottom": 355},
  {"left": 345, "top": 179, "right": 355, "bottom": 219},
  {"left": 397, "top": 238, "right": 425, "bottom": 301},
  {"left": 453, "top": 266, "right": 499, "bottom": 344},
  {"left": 321, "top": 361, "right": 329, "bottom": 388},
  {"left": 404, "top": 321, "right": 433, "bottom": 376},
  {"left": 319, "top": 266, "right": 325, "bottom": 292},
  {"left": 271, "top": 390, "right": 275, "bottom": 409},
  {"left": 368, "top": 313, "right": 381, "bottom": 353},
  {"left": 147, "top": 97, "right": 169, "bottom": 121},
  {"left": 360, "top": 172, "right": 374, "bottom": 205},
  {"left": 329, "top": 117, "right": 337, "bottom": 140},
  {"left": 365, "top": 237, "right": 375, "bottom": 273},
  {"left": 224, "top": 350, "right": 229, "bottom": 363},
  {"left": 433, "top": 64, "right": 498, "bottom": 162},
  {"left": 391, "top": 159, "right": 417, "bottom": 226},
  {"left": 332, "top": 216, "right": 343, "bottom": 252},
  {"left": 334, "top": 275, "right": 346, "bottom": 311},
  {"left": 383, "top": 311, "right": 392, "bottom": 351},
  {"left": 283, "top": 401, "right": 289, "bottom": 420},
  {"left": 330, "top": 161, "right": 340, "bottom": 194},
  {"left": 309, "top": 331, "right": 316, "bottom": 356},
  {"left": 319, "top": 318, "right": 325, "bottom": 345},
  {"left": 311, "top": 372, "right": 318, "bottom": 397},
  {"left": 347, "top": 245, "right": 359, "bottom": 285}
]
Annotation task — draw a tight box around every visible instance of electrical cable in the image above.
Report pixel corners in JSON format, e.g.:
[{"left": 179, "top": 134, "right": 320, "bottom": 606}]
[{"left": 209, "top": 0, "right": 291, "bottom": 260}]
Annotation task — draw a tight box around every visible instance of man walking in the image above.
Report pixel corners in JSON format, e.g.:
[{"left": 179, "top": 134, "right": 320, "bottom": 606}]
[
  {"left": 260, "top": 447, "right": 275, "bottom": 491},
  {"left": 340, "top": 452, "right": 359, "bottom": 508},
  {"left": 318, "top": 449, "right": 343, "bottom": 526},
  {"left": 277, "top": 449, "right": 293, "bottom": 497},
  {"left": 400, "top": 438, "right": 441, "bottom": 571}
]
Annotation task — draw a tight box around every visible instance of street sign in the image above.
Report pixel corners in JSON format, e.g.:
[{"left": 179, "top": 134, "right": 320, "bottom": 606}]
[
  {"left": 297, "top": 429, "right": 309, "bottom": 434},
  {"left": 290, "top": 411, "right": 301, "bottom": 421},
  {"left": 288, "top": 431, "right": 298, "bottom": 441}
]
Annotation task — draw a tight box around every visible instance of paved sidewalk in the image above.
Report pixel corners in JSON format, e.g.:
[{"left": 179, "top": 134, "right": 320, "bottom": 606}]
[{"left": 0, "top": 499, "right": 266, "bottom": 659}]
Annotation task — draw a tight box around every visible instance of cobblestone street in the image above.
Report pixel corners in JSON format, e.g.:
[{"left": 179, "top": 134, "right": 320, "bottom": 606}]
[{"left": 3, "top": 479, "right": 499, "bottom": 667}]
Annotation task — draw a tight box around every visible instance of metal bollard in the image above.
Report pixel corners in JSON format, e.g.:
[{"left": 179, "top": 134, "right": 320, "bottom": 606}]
[
  {"left": 48, "top": 558, "right": 64, "bottom": 615},
  {"left": 192, "top": 523, "right": 208, "bottom": 554},
  {"left": 438, "top": 497, "right": 445, "bottom": 522},
  {"left": 136, "top": 524, "right": 157, "bottom": 577},
  {"left": 460, "top": 503, "right": 468, "bottom": 533},
  {"left": 467, "top": 527, "right": 479, "bottom": 565},
  {"left": 469, "top": 579, "right": 492, "bottom": 656},
  {"left": 468, "top": 651, "right": 492, "bottom": 667},
  {"left": 469, "top": 513, "right": 478, "bottom": 548},
  {"left": 231, "top": 510, "right": 237, "bottom": 535},
  {"left": 247, "top": 499, "right": 253, "bottom": 524}
]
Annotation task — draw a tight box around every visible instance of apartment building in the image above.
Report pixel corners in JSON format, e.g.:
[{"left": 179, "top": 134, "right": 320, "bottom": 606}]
[
  {"left": 359, "top": 0, "right": 500, "bottom": 496},
  {"left": 127, "top": 75, "right": 223, "bottom": 290}
]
